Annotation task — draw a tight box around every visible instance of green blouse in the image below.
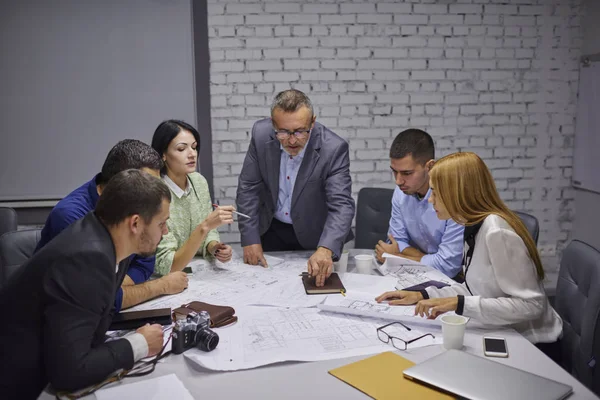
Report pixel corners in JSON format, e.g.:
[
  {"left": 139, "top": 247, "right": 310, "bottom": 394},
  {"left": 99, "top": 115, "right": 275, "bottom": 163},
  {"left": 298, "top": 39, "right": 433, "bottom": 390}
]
[{"left": 154, "top": 172, "right": 220, "bottom": 276}]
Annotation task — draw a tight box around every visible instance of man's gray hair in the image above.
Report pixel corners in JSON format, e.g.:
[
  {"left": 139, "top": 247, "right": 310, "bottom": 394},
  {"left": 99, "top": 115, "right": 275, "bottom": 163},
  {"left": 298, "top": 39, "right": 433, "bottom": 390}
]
[{"left": 270, "top": 89, "right": 314, "bottom": 116}]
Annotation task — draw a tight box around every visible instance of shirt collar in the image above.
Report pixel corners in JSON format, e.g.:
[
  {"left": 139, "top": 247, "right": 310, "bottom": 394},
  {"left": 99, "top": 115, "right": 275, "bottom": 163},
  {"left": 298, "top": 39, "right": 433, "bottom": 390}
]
[
  {"left": 162, "top": 174, "right": 192, "bottom": 199},
  {"left": 90, "top": 174, "right": 102, "bottom": 204},
  {"left": 414, "top": 188, "right": 432, "bottom": 202}
]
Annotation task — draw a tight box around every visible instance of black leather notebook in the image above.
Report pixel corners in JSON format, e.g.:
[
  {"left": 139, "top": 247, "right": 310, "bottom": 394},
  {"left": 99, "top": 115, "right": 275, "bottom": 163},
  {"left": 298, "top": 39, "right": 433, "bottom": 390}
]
[
  {"left": 302, "top": 272, "right": 346, "bottom": 295},
  {"left": 109, "top": 308, "right": 172, "bottom": 331}
]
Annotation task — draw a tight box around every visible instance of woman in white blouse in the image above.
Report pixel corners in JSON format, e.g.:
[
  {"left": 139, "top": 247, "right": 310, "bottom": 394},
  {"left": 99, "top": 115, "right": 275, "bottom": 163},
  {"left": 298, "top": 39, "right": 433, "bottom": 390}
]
[{"left": 376, "top": 152, "right": 562, "bottom": 347}]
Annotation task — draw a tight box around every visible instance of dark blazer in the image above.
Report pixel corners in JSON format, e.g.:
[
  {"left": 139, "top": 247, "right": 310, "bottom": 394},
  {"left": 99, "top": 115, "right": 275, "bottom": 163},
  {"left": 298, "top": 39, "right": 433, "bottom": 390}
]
[
  {"left": 236, "top": 119, "right": 355, "bottom": 259},
  {"left": 0, "top": 212, "right": 133, "bottom": 400}
]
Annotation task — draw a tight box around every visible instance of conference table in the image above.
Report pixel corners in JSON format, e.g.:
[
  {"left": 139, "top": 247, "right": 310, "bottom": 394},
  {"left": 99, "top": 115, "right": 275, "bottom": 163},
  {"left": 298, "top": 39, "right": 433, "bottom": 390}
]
[{"left": 40, "top": 249, "right": 598, "bottom": 400}]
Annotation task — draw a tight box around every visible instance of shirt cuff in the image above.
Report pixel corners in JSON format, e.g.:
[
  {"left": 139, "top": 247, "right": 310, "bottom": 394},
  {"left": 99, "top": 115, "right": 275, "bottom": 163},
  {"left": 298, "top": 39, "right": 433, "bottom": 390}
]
[
  {"left": 124, "top": 333, "right": 149, "bottom": 362},
  {"left": 456, "top": 295, "right": 465, "bottom": 315},
  {"left": 396, "top": 241, "right": 410, "bottom": 253}
]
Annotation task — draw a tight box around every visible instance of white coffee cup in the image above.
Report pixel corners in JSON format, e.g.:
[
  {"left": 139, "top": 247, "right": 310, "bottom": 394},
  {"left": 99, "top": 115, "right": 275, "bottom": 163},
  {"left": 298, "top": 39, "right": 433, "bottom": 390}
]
[
  {"left": 335, "top": 251, "right": 349, "bottom": 273},
  {"left": 440, "top": 315, "right": 468, "bottom": 350},
  {"left": 354, "top": 254, "right": 373, "bottom": 275}
]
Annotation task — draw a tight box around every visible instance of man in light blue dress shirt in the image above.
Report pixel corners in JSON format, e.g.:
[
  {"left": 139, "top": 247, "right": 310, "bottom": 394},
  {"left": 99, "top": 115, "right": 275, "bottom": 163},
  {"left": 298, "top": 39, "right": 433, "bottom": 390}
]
[{"left": 375, "top": 129, "right": 464, "bottom": 278}]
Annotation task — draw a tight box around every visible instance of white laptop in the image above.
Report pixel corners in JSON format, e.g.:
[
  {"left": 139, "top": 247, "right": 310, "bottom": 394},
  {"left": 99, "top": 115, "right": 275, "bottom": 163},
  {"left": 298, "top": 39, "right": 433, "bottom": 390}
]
[{"left": 403, "top": 350, "right": 573, "bottom": 400}]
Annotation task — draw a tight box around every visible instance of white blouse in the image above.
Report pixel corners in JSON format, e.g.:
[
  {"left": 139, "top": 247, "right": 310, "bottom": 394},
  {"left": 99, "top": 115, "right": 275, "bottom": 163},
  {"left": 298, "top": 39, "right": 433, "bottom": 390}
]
[{"left": 425, "top": 214, "right": 562, "bottom": 344}]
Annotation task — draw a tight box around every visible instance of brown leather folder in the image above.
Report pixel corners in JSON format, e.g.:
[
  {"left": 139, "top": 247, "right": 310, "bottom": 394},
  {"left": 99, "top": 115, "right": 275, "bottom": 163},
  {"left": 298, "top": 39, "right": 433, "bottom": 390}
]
[{"left": 172, "top": 301, "right": 237, "bottom": 328}]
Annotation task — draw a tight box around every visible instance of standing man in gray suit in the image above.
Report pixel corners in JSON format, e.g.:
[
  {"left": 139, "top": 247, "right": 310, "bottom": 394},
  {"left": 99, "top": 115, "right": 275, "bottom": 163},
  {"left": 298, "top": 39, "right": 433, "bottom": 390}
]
[{"left": 237, "top": 89, "right": 355, "bottom": 286}]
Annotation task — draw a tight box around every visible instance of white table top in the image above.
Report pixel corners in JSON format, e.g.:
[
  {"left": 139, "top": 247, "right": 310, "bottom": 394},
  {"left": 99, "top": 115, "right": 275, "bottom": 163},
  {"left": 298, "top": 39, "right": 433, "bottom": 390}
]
[{"left": 39, "top": 250, "right": 598, "bottom": 400}]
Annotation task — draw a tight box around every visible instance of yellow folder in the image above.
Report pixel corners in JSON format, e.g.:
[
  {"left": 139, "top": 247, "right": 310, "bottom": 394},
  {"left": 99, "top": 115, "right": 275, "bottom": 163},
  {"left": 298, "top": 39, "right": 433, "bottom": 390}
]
[{"left": 329, "top": 352, "right": 455, "bottom": 400}]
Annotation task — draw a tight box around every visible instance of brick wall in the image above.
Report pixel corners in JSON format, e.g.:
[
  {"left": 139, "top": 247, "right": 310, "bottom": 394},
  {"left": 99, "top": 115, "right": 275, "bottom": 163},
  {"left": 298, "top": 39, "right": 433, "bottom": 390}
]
[{"left": 207, "top": 0, "right": 582, "bottom": 271}]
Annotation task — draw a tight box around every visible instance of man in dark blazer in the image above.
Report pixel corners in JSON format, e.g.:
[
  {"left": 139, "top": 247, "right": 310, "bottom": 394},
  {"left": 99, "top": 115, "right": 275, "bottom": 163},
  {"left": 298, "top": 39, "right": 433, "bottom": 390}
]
[
  {"left": 0, "top": 170, "right": 169, "bottom": 399},
  {"left": 237, "top": 89, "right": 355, "bottom": 286}
]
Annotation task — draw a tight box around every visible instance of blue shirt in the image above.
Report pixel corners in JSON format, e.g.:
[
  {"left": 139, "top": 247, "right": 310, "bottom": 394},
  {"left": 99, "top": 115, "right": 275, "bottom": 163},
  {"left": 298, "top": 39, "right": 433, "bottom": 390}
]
[
  {"left": 388, "top": 187, "right": 464, "bottom": 278},
  {"left": 274, "top": 144, "right": 308, "bottom": 224},
  {"left": 35, "top": 174, "right": 156, "bottom": 311}
]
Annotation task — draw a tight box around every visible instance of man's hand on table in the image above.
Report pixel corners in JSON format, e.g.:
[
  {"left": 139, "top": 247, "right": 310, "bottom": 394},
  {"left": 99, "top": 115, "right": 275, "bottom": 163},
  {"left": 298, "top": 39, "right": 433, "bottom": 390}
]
[
  {"left": 307, "top": 247, "right": 334, "bottom": 287},
  {"left": 243, "top": 243, "right": 269, "bottom": 268},
  {"left": 162, "top": 271, "right": 188, "bottom": 295}
]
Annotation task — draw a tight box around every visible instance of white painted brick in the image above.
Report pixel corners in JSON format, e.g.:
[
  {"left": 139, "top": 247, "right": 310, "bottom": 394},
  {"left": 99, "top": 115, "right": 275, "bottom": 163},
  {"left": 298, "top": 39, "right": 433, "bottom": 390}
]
[
  {"left": 485, "top": 5, "right": 518, "bottom": 14},
  {"left": 321, "top": 59, "right": 356, "bottom": 70},
  {"left": 430, "top": 14, "right": 464, "bottom": 25},
  {"left": 323, "top": 14, "right": 356, "bottom": 24},
  {"left": 329, "top": 26, "right": 347, "bottom": 36},
  {"left": 265, "top": 3, "right": 300, "bottom": 13},
  {"left": 392, "top": 37, "right": 428, "bottom": 47},
  {"left": 246, "top": 15, "right": 282, "bottom": 26},
  {"left": 209, "top": 15, "right": 244, "bottom": 26},
  {"left": 211, "top": 38, "right": 244, "bottom": 49},
  {"left": 225, "top": 3, "right": 263, "bottom": 14},
  {"left": 263, "top": 71, "right": 299, "bottom": 82},
  {"left": 374, "top": 48, "right": 408, "bottom": 58},
  {"left": 461, "top": 105, "right": 493, "bottom": 115},
  {"left": 394, "top": 14, "right": 429, "bottom": 25},
  {"left": 338, "top": 71, "right": 374, "bottom": 81},
  {"left": 418, "top": 26, "right": 434, "bottom": 35},
  {"left": 225, "top": 49, "right": 262, "bottom": 60},
  {"left": 303, "top": 3, "right": 338, "bottom": 14},
  {"left": 358, "top": 60, "right": 393, "bottom": 70},
  {"left": 465, "top": 15, "right": 483, "bottom": 25},
  {"left": 247, "top": 61, "right": 281, "bottom": 71},
  {"left": 377, "top": 3, "right": 412, "bottom": 13},
  {"left": 320, "top": 37, "right": 356, "bottom": 47},
  {"left": 340, "top": 3, "right": 376, "bottom": 13},
  {"left": 395, "top": 60, "right": 427, "bottom": 69},
  {"left": 414, "top": 4, "right": 448, "bottom": 14},
  {"left": 357, "top": 14, "right": 393, "bottom": 24},
  {"left": 284, "top": 59, "right": 319, "bottom": 70},
  {"left": 410, "top": 94, "right": 444, "bottom": 104},
  {"left": 450, "top": 4, "right": 482, "bottom": 14},
  {"left": 301, "top": 71, "right": 336, "bottom": 81},
  {"left": 283, "top": 14, "right": 319, "bottom": 25},
  {"left": 427, "top": 37, "right": 445, "bottom": 48},
  {"left": 274, "top": 26, "right": 291, "bottom": 36},
  {"left": 358, "top": 37, "right": 392, "bottom": 48},
  {"left": 246, "top": 38, "right": 282, "bottom": 48},
  {"left": 226, "top": 72, "right": 263, "bottom": 84},
  {"left": 412, "top": 70, "right": 446, "bottom": 80},
  {"left": 337, "top": 48, "right": 371, "bottom": 59}
]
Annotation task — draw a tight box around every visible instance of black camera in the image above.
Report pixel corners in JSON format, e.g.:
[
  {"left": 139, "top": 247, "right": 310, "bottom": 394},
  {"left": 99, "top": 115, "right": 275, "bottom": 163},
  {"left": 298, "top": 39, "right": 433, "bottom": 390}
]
[{"left": 172, "top": 311, "right": 219, "bottom": 354}]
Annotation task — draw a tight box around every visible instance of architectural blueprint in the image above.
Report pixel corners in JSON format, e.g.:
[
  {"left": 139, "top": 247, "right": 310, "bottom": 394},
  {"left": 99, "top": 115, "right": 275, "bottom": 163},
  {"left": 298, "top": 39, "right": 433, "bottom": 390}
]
[
  {"left": 184, "top": 306, "right": 394, "bottom": 371},
  {"left": 318, "top": 293, "right": 450, "bottom": 328},
  {"left": 376, "top": 253, "right": 455, "bottom": 289}
]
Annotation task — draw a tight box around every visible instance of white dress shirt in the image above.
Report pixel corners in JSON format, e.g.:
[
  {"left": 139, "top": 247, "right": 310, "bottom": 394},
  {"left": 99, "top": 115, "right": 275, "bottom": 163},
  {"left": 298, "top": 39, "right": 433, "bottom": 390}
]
[{"left": 425, "top": 214, "right": 562, "bottom": 344}]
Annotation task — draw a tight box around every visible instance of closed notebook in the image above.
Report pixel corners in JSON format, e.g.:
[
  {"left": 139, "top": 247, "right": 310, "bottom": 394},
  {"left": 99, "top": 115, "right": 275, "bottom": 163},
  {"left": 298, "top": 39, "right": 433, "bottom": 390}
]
[
  {"left": 302, "top": 272, "right": 346, "bottom": 295},
  {"left": 329, "top": 352, "right": 455, "bottom": 400}
]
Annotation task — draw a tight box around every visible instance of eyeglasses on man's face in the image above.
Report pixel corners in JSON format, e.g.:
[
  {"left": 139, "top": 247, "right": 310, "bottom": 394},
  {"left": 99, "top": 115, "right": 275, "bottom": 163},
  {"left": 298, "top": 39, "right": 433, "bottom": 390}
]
[
  {"left": 376, "top": 321, "right": 435, "bottom": 351},
  {"left": 273, "top": 128, "right": 311, "bottom": 140}
]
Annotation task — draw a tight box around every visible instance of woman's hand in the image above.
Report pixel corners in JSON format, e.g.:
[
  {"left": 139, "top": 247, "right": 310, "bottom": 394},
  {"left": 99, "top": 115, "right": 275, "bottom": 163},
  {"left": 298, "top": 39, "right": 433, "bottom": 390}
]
[
  {"left": 202, "top": 205, "right": 234, "bottom": 231},
  {"left": 375, "top": 290, "right": 423, "bottom": 305},
  {"left": 214, "top": 243, "right": 232, "bottom": 262},
  {"left": 414, "top": 297, "right": 458, "bottom": 319}
]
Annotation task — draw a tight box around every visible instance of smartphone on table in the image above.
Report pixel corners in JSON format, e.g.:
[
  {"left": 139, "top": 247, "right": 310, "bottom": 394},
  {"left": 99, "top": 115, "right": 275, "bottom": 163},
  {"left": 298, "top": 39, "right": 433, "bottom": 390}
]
[{"left": 483, "top": 336, "right": 508, "bottom": 358}]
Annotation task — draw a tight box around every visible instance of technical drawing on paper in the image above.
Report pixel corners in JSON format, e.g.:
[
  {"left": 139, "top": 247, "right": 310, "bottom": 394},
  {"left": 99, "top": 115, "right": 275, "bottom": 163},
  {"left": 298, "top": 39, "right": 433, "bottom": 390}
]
[{"left": 347, "top": 300, "right": 393, "bottom": 313}]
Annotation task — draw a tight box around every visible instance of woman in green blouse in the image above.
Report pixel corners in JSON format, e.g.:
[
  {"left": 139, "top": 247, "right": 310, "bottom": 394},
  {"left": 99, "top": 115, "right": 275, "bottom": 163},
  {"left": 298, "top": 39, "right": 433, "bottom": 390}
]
[{"left": 151, "top": 120, "right": 235, "bottom": 276}]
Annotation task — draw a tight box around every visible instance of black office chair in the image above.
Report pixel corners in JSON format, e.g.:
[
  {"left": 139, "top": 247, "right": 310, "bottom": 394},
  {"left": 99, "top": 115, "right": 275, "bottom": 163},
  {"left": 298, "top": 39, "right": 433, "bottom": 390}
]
[
  {"left": 0, "top": 229, "right": 41, "bottom": 288},
  {"left": 354, "top": 187, "right": 394, "bottom": 249},
  {"left": 0, "top": 207, "right": 18, "bottom": 237},
  {"left": 555, "top": 240, "right": 600, "bottom": 395},
  {"left": 514, "top": 211, "right": 540, "bottom": 245}
]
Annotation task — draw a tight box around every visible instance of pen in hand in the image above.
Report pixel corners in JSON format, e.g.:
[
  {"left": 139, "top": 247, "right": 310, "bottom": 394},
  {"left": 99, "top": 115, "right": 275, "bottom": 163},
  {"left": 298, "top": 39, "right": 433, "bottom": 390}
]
[{"left": 211, "top": 204, "right": 251, "bottom": 220}]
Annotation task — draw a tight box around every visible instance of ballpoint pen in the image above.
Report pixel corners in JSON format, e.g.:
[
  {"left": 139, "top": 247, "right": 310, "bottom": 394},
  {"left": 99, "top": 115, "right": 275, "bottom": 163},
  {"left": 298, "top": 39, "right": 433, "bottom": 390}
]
[{"left": 212, "top": 204, "right": 251, "bottom": 219}]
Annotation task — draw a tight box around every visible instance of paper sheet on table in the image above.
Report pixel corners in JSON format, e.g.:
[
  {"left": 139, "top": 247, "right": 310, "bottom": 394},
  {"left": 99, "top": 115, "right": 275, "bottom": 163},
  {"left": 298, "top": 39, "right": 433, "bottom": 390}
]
[
  {"left": 318, "top": 292, "right": 449, "bottom": 328},
  {"left": 376, "top": 254, "right": 455, "bottom": 290},
  {"left": 95, "top": 373, "right": 193, "bottom": 400},
  {"left": 247, "top": 272, "right": 399, "bottom": 308},
  {"left": 184, "top": 306, "right": 396, "bottom": 371}
]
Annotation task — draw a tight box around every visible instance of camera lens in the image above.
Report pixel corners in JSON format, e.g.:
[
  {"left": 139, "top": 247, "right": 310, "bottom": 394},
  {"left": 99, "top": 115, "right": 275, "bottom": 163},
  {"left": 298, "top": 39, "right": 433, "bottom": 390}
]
[{"left": 195, "top": 327, "right": 219, "bottom": 352}]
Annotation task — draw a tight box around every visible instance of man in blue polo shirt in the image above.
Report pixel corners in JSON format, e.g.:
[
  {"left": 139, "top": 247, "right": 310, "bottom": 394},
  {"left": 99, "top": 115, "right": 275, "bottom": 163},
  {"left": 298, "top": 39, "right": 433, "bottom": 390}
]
[{"left": 36, "top": 139, "right": 188, "bottom": 311}]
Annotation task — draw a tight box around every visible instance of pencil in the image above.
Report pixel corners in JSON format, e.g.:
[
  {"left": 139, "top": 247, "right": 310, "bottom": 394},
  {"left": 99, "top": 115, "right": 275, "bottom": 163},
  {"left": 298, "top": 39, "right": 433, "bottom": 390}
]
[{"left": 212, "top": 204, "right": 251, "bottom": 219}]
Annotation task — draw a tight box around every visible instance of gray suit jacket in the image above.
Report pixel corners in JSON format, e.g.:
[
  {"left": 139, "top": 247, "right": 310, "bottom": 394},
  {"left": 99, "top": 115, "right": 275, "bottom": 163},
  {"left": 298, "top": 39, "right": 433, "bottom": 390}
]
[{"left": 236, "top": 118, "right": 355, "bottom": 259}]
